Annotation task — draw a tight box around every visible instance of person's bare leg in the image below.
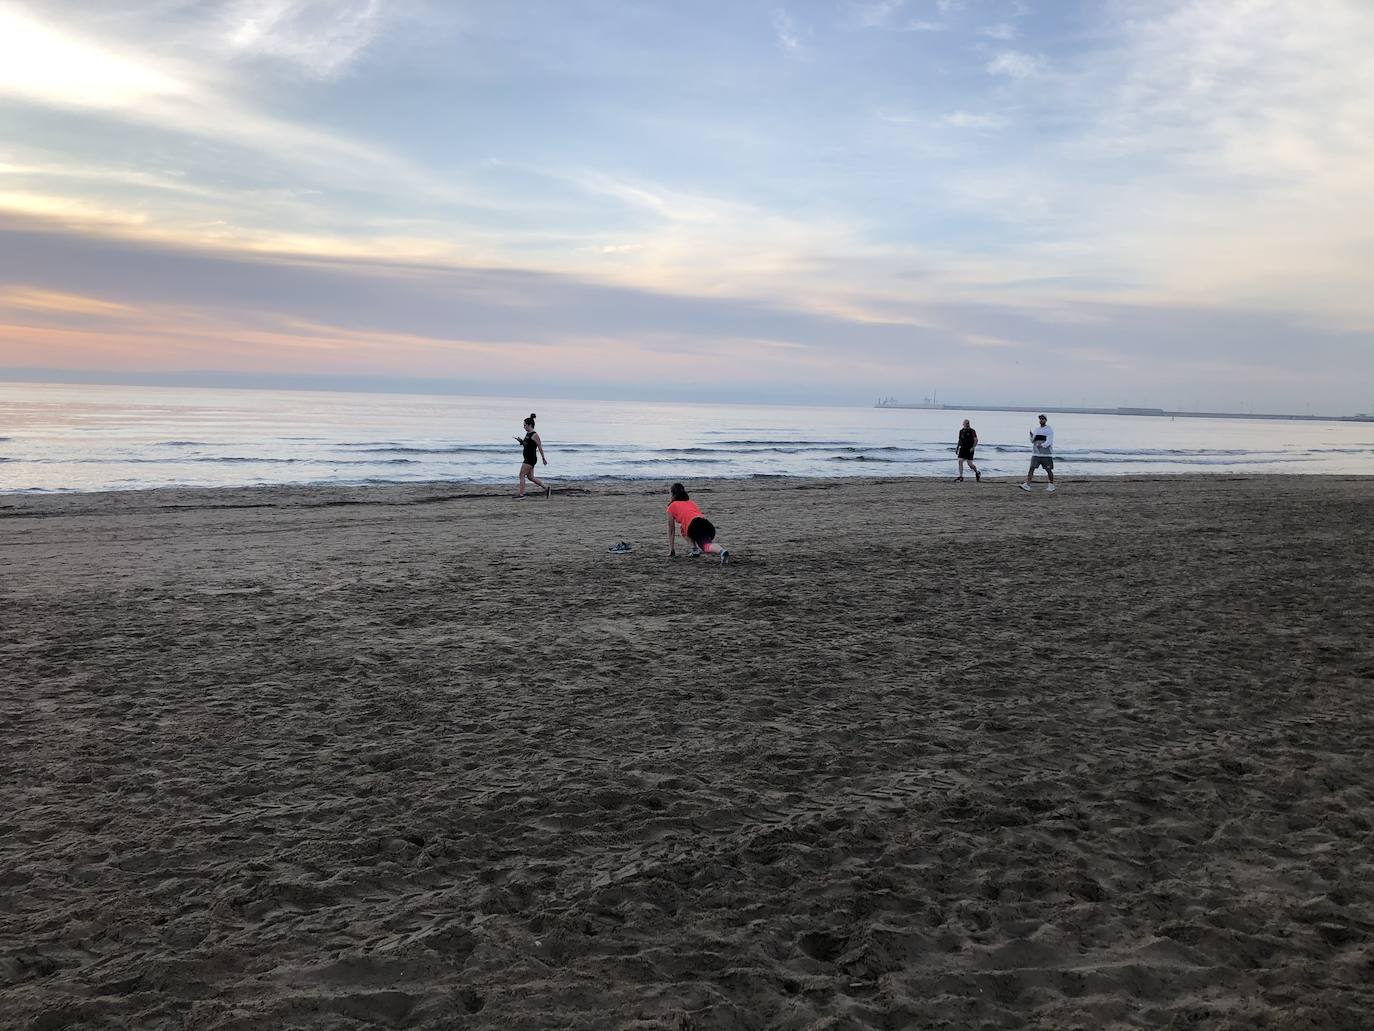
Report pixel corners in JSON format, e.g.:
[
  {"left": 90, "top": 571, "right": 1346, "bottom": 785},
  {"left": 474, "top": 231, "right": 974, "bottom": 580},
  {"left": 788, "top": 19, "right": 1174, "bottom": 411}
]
[
  {"left": 956, "top": 458, "right": 966, "bottom": 479},
  {"left": 518, "top": 465, "right": 532, "bottom": 496},
  {"left": 970, "top": 460, "right": 980, "bottom": 481},
  {"left": 1025, "top": 462, "right": 1036, "bottom": 484}
]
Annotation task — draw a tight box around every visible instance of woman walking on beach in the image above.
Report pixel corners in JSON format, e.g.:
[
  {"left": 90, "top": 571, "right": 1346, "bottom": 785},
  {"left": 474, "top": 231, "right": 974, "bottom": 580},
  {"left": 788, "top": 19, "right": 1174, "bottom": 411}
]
[
  {"left": 955, "top": 419, "right": 981, "bottom": 482},
  {"left": 515, "top": 413, "right": 550, "bottom": 499},
  {"left": 667, "top": 483, "right": 729, "bottom": 565}
]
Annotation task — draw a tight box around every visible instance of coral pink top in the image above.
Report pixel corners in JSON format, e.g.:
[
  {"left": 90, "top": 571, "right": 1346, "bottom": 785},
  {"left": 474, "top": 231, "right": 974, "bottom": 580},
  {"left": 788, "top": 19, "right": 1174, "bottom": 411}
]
[{"left": 667, "top": 499, "right": 703, "bottom": 534}]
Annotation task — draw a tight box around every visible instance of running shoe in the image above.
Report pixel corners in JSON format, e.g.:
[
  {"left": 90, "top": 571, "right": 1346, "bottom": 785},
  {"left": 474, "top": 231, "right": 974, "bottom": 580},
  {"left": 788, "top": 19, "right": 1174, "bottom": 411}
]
[
  {"left": 689, "top": 546, "right": 703, "bottom": 557},
  {"left": 975, "top": 469, "right": 982, "bottom": 482},
  {"left": 719, "top": 548, "right": 730, "bottom": 566},
  {"left": 514, "top": 494, "right": 526, "bottom": 500},
  {"left": 1018, "top": 483, "right": 1032, "bottom": 493},
  {"left": 1046, "top": 484, "right": 1057, "bottom": 493}
]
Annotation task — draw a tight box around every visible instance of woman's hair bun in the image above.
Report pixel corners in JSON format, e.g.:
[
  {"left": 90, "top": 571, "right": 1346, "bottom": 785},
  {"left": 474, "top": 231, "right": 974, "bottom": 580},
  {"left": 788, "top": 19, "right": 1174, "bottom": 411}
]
[{"left": 528, "top": 412, "right": 537, "bottom": 420}]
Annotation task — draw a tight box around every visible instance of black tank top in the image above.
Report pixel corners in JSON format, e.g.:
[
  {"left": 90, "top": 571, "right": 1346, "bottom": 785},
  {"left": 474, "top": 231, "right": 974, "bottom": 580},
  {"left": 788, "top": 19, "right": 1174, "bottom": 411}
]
[
  {"left": 958, "top": 427, "right": 976, "bottom": 449},
  {"left": 522, "top": 431, "right": 538, "bottom": 465}
]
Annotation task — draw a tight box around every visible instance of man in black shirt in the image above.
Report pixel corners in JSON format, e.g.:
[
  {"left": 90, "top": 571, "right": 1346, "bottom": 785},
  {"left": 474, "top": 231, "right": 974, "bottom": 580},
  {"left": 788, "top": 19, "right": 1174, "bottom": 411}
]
[{"left": 955, "top": 419, "right": 981, "bottom": 482}]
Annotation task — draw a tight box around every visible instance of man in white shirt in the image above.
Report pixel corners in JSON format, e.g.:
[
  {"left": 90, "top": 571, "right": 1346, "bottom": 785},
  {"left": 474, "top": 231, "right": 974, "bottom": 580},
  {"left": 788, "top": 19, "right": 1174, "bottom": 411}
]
[{"left": 1019, "top": 414, "right": 1057, "bottom": 493}]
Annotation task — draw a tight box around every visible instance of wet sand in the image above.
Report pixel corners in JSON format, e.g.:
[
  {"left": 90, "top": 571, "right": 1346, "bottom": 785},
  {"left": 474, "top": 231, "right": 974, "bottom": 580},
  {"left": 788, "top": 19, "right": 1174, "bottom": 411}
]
[{"left": 2, "top": 475, "right": 1373, "bottom": 1030}]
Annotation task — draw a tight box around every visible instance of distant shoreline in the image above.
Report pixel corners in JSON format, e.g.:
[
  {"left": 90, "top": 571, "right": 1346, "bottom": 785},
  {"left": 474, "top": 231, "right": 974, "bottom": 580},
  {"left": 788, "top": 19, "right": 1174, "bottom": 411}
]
[{"left": 874, "top": 400, "right": 1374, "bottom": 423}]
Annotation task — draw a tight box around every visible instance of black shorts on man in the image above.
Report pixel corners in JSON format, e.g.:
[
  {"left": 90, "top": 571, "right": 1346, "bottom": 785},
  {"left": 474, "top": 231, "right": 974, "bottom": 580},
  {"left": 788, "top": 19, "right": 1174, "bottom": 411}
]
[{"left": 1030, "top": 455, "right": 1054, "bottom": 471}]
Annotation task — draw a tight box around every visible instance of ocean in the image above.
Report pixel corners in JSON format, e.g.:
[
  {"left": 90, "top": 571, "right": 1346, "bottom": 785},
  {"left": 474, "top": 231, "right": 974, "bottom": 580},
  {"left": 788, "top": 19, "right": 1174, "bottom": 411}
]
[{"left": 2, "top": 382, "right": 1372, "bottom": 493}]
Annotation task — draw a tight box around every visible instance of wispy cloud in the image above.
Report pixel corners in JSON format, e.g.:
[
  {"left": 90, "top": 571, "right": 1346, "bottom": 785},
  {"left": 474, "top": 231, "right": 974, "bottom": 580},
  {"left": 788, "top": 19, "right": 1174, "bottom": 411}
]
[
  {"left": 556, "top": 170, "right": 884, "bottom": 298},
  {"left": 1048, "top": 0, "right": 1374, "bottom": 327},
  {"left": 0, "top": 285, "right": 134, "bottom": 316},
  {"left": 984, "top": 49, "right": 1042, "bottom": 78},
  {"left": 0, "top": 2, "right": 527, "bottom": 262},
  {"left": 848, "top": 0, "right": 907, "bottom": 29},
  {"left": 979, "top": 22, "right": 1017, "bottom": 40},
  {"left": 940, "top": 110, "right": 1008, "bottom": 129},
  {"left": 773, "top": 8, "right": 806, "bottom": 53},
  {"left": 0, "top": 6, "right": 407, "bottom": 181},
  {"left": 225, "top": 0, "right": 389, "bottom": 78},
  {"left": 850, "top": 1, "right": 945, "bottom": 31},
  {"left": 0, "top": 6, "right": 189, "bottom": 110}
]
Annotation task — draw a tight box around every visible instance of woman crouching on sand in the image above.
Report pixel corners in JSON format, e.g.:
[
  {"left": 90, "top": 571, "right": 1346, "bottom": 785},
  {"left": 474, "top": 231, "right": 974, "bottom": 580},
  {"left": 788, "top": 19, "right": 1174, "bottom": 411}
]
[
  {"left": 515, "top": 413, "right": 550, "bottom": 499},
  {"left": 667, "top": 483, "right": 729, "bottom": 565}
]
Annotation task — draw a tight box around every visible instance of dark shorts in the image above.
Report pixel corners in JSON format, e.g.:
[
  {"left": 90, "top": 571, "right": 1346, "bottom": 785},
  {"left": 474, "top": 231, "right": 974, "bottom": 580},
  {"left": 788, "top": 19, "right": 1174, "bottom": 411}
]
[
  {"left": 1030, "top": 455, "right": 1054, "bottom": 471},
  {"left": 957, "top": 446, "right": 976, "bottom": 460},
  {"left": 686, "top": 516, "right": 716, "bottom": 547}
]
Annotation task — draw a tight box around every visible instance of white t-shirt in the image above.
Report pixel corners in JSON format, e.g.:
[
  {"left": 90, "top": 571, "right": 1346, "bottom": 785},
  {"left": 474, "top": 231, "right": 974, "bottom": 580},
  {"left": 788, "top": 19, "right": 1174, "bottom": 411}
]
[{"left": 1031, "top": 423, "right": 1054, "bottom": 455}]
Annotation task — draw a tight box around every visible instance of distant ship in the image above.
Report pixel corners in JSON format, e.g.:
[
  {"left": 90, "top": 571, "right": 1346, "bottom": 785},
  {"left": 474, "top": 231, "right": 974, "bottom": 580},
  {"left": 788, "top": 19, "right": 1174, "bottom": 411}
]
[{"left": 874, "top": 397, "right": 1373, "bottom": 423}]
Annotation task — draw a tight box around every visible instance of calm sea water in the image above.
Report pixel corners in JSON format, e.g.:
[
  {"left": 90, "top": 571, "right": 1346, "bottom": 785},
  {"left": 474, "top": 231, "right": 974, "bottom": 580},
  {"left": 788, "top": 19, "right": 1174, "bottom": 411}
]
[{"left": 2, "top": 382, "right": 1372, "bottom": 493}]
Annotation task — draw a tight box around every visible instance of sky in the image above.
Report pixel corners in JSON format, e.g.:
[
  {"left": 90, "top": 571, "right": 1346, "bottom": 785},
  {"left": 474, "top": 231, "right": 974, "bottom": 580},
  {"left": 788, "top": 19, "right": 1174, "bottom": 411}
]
[{"left": 1, "top": 0, "right": 1372, "bottom": 412}]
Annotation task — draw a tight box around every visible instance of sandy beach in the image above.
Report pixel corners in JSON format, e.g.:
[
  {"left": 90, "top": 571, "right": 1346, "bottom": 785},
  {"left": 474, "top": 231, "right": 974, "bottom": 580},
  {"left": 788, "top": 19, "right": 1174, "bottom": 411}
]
[{"left": 2, "top": 474, "right": 1372, "bottom": 1030}]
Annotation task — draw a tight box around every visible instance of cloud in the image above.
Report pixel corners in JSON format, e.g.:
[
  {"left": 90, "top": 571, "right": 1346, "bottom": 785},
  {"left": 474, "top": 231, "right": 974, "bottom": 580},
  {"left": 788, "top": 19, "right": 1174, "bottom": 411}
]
[
  {"left": 847, "top": 0, "right": 943, "bottom": 31},
  {"left": 962, "top": 333, "right": 1024, "bottom": 349},
  {"left": 773, "top": 8, "right": 806, "bottom": 52},
  {"left": 226, "top": 0, "right": 389, "bottom": 78},
  {"left": 0, "top": 4, "right": 442, "bottom": 200},
  {"left": 940, "top": 110, "right": 1008, "bottom": 129},
  {"left": 0, "top": 6, "right": 190, "bottom": 110},
  {"left": 1052, "top": 0, "right": 1374, "bottom": 328},
  {"left": 550, "top": 169, "right": 891, "bottom": 300},
  {"left": 984, "top": 49, "right": 1042, "bottom": 78},
  {"left": 4, "top": 215, "right": 1371, "bottom": 410},
  {"left": 979, "top": 22, "right": 1017, "bottom": 40},
  {"left": 0, "top": 285, "right": 134, "bottom": 316},
  {"left": 0, "top": 188, "right": 149, "bottom": 227},
  {"left": 848, "top": 0, "right": 907, "bottom": 29}
]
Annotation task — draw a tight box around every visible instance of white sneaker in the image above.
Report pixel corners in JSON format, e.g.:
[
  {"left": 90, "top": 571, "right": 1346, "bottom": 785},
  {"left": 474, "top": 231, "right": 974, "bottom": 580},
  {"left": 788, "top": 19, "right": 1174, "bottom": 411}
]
[
  {"left": 719, "top": 548, "right": 730, "bottom": 566},
  {"left": 1018, "top": 483, "right": 1032, "bottom": 493},
  {"left": 1046, "top": 484, "right": 1057, "bottom": 493},
  {"left": 688, "top": 547, "right": 703, "bottom": 557}
]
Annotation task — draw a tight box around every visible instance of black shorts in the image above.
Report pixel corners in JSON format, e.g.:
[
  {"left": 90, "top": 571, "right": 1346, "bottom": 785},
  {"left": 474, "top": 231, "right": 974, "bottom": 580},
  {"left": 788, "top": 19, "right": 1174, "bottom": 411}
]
[
  {"left": 957, "top": 446, "right": 975, "bottom": 460},
  {"left": 1030, "top": 455, "right": 1054, "bottom": 471},
  {"left": 686, "top": 517, "right": 716, "bottom": 547}
]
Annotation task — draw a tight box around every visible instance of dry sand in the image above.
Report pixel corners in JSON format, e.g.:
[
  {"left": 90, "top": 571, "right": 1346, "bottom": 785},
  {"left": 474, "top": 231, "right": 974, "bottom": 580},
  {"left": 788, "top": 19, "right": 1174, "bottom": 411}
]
[{"left": 2, "top": 475, "right": 1373, "bottom": 1030}]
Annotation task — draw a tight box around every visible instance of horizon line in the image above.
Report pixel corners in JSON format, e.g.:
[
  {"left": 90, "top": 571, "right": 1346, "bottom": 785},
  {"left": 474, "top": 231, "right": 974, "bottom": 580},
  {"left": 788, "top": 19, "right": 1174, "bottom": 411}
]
[{"left": 3, "top": 368, "right": 1370, "bottom": 421}]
